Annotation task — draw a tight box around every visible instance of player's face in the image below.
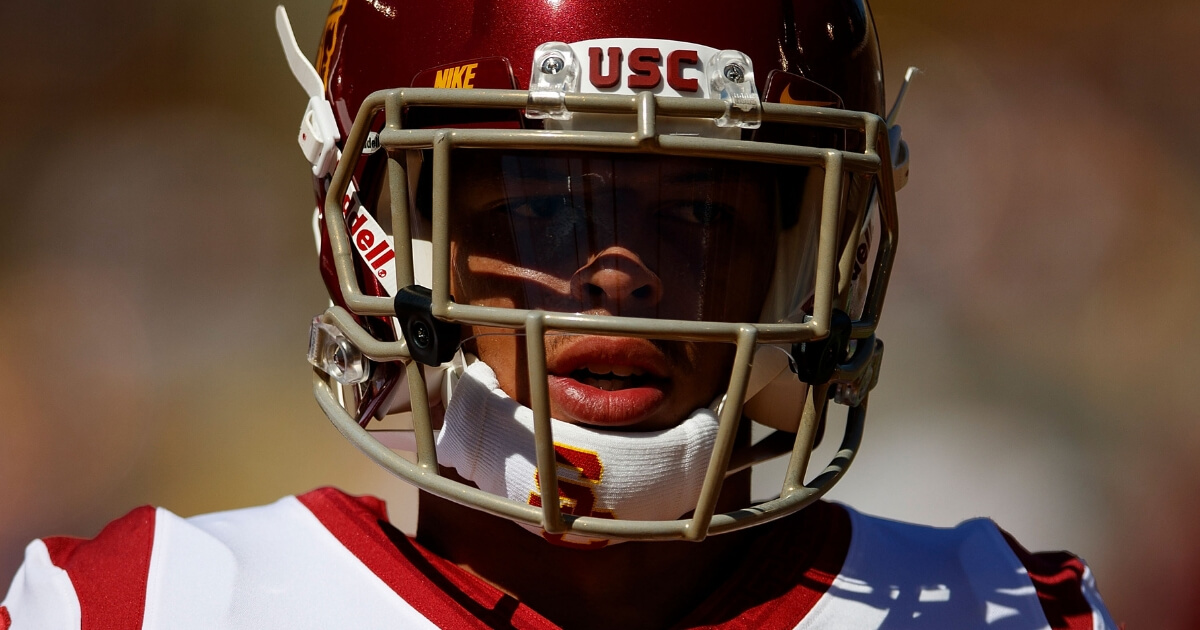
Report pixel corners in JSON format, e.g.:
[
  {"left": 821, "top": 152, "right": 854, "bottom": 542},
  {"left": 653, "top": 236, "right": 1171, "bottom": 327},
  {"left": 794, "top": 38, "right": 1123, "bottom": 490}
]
[{"left": 449, "top": 151, "right": 779, "bottom": 430}]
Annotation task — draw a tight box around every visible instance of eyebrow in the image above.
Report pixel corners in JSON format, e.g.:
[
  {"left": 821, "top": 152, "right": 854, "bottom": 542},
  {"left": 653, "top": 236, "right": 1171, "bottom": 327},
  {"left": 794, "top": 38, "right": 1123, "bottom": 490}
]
[
  {"left": 498, "top": 154, "right": 572, "bottom": 181},
  {"left": 494, "top": 152, "right": 763, "bottom": 189}
]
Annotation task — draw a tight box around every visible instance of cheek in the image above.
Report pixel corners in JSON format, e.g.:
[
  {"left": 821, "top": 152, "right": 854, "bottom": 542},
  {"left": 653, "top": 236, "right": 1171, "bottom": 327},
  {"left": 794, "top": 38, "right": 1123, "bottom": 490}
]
[
  {"left": 469, "top": 326, "right": 523, "bottom": 402},
  {"left": 661, "top": 342, "right": 738, "bottom": 418},
  {"left": 450, "top": 240, "right": 525, "bottom": 309},
  {"left": 691, "top": 343, "right": 737, "bottom": 391},
  {"left": 658, "top": 246, "right": 775, "bottom": 324},
  {"left": 450, "top": 241, "right": 578, "bottom": 312},
  {"left": 705, "top": 226, "right": 777, "bottom": 321}
]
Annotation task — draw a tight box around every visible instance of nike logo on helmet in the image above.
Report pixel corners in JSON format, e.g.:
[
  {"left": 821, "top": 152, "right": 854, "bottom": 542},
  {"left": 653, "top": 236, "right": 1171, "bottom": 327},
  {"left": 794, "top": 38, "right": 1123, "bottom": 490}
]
[{"left": 779, "top": 85, "right": 837, "bottom": 107}]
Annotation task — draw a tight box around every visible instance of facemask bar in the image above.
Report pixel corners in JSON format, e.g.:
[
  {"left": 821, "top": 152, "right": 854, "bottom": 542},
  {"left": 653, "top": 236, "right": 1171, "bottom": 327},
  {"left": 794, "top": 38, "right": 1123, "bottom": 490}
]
[{"left": 312, "top": 85, "right": 898, "bottom": 542}]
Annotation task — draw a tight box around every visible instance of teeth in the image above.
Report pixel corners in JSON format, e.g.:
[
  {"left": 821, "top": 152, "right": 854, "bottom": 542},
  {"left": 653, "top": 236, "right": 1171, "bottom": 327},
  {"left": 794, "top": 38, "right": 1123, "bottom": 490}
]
[{"left": 584, "top": 363, "right": 645, "bottom": 377}]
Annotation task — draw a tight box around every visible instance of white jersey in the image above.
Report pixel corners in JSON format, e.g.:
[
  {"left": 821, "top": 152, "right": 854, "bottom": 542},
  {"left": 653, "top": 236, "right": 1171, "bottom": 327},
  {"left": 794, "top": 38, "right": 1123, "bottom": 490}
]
[{"left": 1, "top": 487, "right": 1116, "bottom": 629}]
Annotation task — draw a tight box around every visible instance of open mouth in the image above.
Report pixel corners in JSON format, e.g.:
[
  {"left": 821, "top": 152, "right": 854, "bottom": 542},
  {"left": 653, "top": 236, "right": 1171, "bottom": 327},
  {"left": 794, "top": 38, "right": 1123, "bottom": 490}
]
[{"left": 545, "top": 337, "right": 673, "bottom": 427}]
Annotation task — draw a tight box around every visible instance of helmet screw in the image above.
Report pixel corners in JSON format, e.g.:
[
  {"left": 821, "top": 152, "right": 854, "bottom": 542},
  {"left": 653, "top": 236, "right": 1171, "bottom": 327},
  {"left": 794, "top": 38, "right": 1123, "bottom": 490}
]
[
  {"left": 540, "top": 55, "right": 565, "bottom": 75},
  {"left": 723, "top": 63, "right": 746, "bottom": 83},
  {"left": 332, "top": 340, "right": 353, "bottom": 370},
  {"left": 411, "top": 321, "right": 432, "bottom": 349}
]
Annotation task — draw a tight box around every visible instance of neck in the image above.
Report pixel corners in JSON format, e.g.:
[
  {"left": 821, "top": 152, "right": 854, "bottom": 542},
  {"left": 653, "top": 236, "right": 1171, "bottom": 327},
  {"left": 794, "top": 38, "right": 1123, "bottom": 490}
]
[{"left": 416, "top": 468, "right": 757, "bottom": 630}]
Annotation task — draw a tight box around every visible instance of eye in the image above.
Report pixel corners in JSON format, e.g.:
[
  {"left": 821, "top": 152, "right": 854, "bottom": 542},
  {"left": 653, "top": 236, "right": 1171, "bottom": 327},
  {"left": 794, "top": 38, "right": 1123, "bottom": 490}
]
[
  {"left": 657, "top": 200, "right": 735, "bottom": 226},
  {"left": 507, "top": 195, "right": 580, "bottom": 220}
]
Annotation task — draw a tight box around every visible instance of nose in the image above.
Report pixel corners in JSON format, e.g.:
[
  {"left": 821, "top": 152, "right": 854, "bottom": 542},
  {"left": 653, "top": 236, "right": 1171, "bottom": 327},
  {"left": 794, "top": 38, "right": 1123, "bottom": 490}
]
[{"left": 570, "top": 247, "right": 663, "bottom": 311}]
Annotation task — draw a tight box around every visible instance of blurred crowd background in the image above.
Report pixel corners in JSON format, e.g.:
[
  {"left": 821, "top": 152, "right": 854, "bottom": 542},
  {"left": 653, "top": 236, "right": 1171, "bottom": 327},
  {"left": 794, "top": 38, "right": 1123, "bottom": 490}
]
[{"left": 2, "top": 1, "right": 1197, "bottom": 626}]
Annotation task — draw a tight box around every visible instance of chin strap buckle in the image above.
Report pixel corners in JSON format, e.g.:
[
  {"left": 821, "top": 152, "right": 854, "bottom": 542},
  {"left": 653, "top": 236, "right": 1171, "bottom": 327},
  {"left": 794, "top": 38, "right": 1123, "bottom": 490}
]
[
  {"left": 394, "top": 285, "right": 462, "bottom": 366},
  {"left": 791, "top": 309, "right": 852, "bottom": 386},
  {"left": 832, "top": 338, "right": 884, "bottom": 407}
]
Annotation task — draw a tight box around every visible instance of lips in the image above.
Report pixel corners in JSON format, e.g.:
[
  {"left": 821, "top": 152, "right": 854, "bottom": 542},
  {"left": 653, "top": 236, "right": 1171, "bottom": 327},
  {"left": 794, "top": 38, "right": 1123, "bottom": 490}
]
[{"left": 545, "top": 336, "right": 671, "bottom": 427}]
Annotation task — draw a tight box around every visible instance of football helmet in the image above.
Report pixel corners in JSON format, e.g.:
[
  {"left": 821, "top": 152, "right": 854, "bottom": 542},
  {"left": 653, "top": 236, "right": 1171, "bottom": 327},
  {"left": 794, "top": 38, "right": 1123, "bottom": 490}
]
[{"left": 278, "top": 0, "right": 909, "bottom": 542}]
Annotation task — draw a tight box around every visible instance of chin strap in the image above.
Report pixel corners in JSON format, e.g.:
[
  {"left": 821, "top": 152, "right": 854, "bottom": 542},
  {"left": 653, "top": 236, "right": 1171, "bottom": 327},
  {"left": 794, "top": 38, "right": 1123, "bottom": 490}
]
[{"left": 436, "top": 360, "right": 720, "bottom": 547}]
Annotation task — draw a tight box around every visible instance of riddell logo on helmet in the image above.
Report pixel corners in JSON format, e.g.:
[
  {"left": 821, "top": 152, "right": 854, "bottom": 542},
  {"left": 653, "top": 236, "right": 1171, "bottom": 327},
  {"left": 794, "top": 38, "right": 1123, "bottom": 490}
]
[
  {"left": 347, "top": 208, "right": 395, "bottom": 278},
  {"left": 569, "top": 38, "right": 721, "bottom": 99},
  {"left": 341, "top": 190, "right": 397, "bottom": 296}
]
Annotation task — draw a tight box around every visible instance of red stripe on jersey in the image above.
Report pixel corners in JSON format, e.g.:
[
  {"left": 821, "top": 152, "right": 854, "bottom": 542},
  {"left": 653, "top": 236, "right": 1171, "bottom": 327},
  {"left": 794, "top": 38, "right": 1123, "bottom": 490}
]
[
  {"left": 298, "top": 487, "right": 560, "bottom": 629},
  {"left": 676, "top": 500, "right": 852, "bottom": 629},
  {"left": 1001, "top": 530, "right": 1096, "bottom": 630},
  {"left": 1, "top": 604, "right": 12, "bottom": 630},
  {"left": 41, "top": 505, "right": 156, "bottom": 630}
]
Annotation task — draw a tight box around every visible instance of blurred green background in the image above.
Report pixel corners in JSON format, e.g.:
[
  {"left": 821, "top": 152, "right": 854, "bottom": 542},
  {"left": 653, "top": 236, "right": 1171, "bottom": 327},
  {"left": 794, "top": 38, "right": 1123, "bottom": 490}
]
[{"left": 2, "top": 1, "right": 1197, "bottom": 626}]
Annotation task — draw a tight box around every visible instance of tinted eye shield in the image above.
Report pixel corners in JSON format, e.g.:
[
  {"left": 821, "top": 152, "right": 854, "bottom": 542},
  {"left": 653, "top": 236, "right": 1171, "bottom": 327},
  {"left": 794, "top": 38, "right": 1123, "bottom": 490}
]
[
  {"left": 330, "top": 89, "right": 892, "bottom": 331},
  {"left": 444, "top": 150, "right": 793, "bottom": 323}
]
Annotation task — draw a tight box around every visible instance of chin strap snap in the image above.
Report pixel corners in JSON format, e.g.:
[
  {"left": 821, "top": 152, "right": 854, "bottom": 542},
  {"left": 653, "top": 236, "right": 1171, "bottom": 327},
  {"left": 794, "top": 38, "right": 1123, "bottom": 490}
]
[
  {"left": 791, "top": 309, "right": 852, "bottom": 386},
  {"left": 394, "top": 285, "right": 462, "bottom": 366}
]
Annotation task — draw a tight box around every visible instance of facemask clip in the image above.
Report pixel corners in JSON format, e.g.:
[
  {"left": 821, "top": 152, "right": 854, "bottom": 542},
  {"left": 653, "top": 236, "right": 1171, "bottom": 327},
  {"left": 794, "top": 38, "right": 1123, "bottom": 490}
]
[
  {"left": 308, "top": 317, "right": 371, "bottom": 384},
  {"left": 708, "top": 50, "right": 761, "bottom": 129},
  {"left": 526, "top": 42, "right": 581, "bottom": 120}
]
